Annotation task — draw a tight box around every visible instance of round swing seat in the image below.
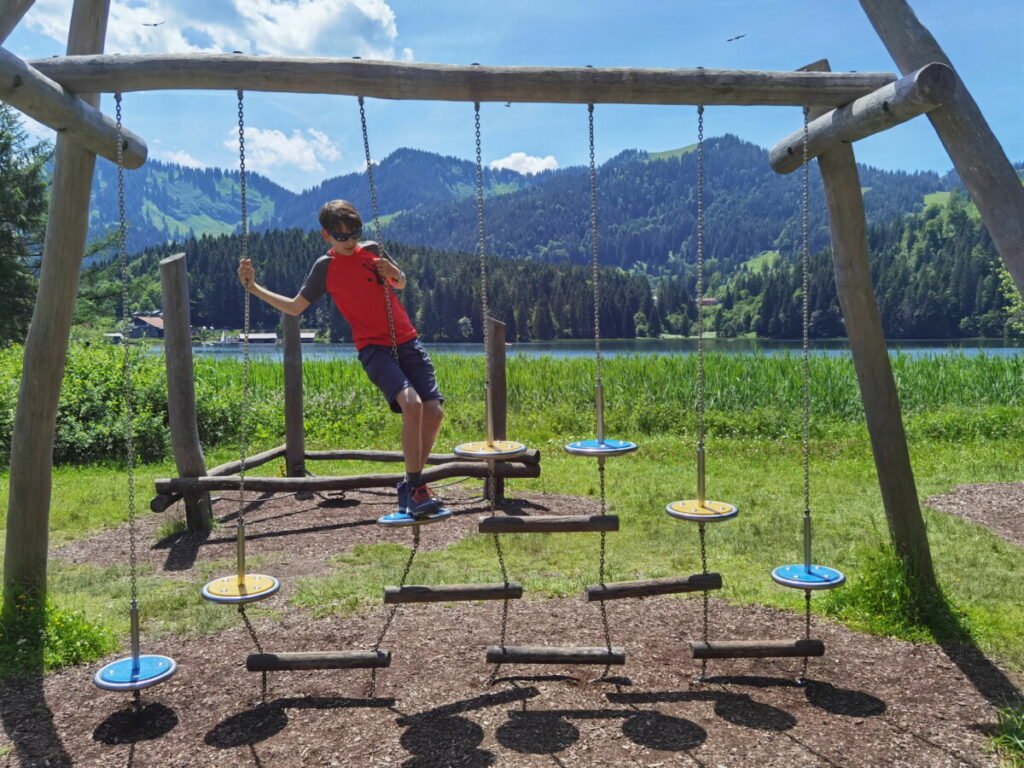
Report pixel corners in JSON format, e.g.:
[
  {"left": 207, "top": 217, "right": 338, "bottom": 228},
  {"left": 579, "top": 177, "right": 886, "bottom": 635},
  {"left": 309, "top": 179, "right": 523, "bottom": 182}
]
[
  {"left": 665, "top": 499, "right": 738, "bottom": 522},
  {"left": 93, "top": 654, "right": 177, "bottom": 691},
  {"left": 771, "top": 564, "right": 846, "bottom": 590},
  {"left": 565, "top": 438, "right": 638, "bottom": 457},
  {"left": 377, "top": 507, "right": 453, "bottom": 527},
  {"left": 201, "top": 573, "right": 281, "bottom": 604},
  {"left": 453, "top": 440, "right": 527, "bottom": 460}
]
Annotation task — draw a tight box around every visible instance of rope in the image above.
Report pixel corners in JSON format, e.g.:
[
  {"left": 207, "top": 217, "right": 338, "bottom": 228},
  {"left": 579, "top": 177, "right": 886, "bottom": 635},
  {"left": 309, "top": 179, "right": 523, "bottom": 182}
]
[{"left": 358, "top": 95, "right": 399, "bottom": 362}]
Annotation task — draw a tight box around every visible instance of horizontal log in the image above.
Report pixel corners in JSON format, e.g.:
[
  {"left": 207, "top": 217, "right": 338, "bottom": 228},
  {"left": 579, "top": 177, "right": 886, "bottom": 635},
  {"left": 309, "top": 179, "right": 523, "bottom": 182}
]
[
  {"left": 689, "top": 639, "right": 825, "bottom": 659},
  {"left": 770, "top": 62, "right": 956, "bottom": 173},
  {"left": 478, "top": 515, "right": 618, "bottom": 534},
  {"left": 585, "top": 573, "right": 723, "bottom": 601},
  {"left": 150, "top": 493, "right": 181, "bottom": 513},
  {"left": 155, "top": 459, "right": 539, "bottom": 494},
  {"left": 486, "top": 645, "right": 626, "bottom": 665},
  {"left": 0, "top": 47, "right": 147, "bottom": 168},
  {"left": 30, "top": 54, "right": 896, "bottom": 106},
  {"left": 383, "top": 583, "right": 523, "bottom": 604},
  {"left": 305, "top": 448, "right": 540, "bottom": 466},
  {"left": 246, "top": 650, "right": 391, "bottom": 671},
  {"left": 206, "top": 444, "right": 288, "bottom": 477}
]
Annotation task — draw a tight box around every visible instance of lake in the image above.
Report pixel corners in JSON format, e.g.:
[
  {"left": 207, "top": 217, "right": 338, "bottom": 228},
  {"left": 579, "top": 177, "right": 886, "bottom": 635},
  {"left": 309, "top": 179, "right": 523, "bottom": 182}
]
[{"left": 180, "top": 338, "right": 1024, "bottom": 361}]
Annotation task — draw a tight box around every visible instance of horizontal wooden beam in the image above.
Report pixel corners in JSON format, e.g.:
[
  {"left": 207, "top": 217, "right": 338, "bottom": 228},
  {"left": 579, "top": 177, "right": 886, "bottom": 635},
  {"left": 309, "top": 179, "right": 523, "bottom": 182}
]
[
  {"left": 207, "top": 443, "right": 288, "bottom": 477},
  {"left": 305, "top": 448, "right": 541, "bottom": 466},
  {"left": 155, "top": 458, "right": 539, "bottom": 494},
  {"left": 29, "top": 54, "right": 897, "bottom": 106},
  {"left": 486, "top": 645, "right": 626, "bottom": 665},
  {"left": 383, "top": 583, "right": 523, "bottom": 604},
  {"left": 246, "top": 650, "right": 390, "bottom": 672},
  {"left": 585, "top": 573, "right": 723, "bottom": 601},
  {"left": 770, "top": 62, "right": 956, "bottom": 174},
  {"left": 0, "top": 47, "right": 147, "bottom": 168},
  {"left": 478, "top": 514, "right": 618, "bottom": 534},
  {"left": 689, "top": 639, "right": 825, "bottom": 659}
]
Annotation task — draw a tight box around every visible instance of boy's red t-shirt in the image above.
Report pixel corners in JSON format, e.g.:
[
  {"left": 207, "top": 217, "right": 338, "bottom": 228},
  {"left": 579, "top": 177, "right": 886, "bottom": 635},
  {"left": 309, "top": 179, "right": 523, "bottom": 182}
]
[{"left": 300, "top": 243, "right": 417, "bottom": 349}]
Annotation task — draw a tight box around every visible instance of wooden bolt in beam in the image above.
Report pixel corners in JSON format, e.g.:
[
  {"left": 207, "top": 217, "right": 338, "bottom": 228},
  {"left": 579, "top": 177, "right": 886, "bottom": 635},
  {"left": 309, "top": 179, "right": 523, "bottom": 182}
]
[
  {"left": 690, "top": 639, "right": 825, "bottom": 659},
  {"left": 0, "top": 47, "right": 147, "bottom": 168},
  {"left": 30, "top": 54, "right": 897, "bottom": 106},
  {"left": 770, "top": 62, "right": 956, "bottom": 174},
  {"left": 486, "top": 645, "right": 626, "bottom": 665},
  {"left": 383, "top": 583, "right": 523, "bottom": 604},
  {"left": 585, "top": 573, "right": 723, "bottom": 601},
  {"left": 478, "top": 515, "right": 619, "bottom": 534},
  {"left": 246, "top": 650, "right": 391, "bottom": 672}
]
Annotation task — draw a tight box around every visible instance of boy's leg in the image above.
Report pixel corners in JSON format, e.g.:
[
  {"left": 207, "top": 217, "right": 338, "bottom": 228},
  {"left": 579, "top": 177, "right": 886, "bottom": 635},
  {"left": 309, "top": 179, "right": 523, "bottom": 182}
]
[
  {"left": 394, "top": 386, "right": 424, "bottom": 474},
  {"left": 420, "top": 399, "right": 444, "bottom": 465}
]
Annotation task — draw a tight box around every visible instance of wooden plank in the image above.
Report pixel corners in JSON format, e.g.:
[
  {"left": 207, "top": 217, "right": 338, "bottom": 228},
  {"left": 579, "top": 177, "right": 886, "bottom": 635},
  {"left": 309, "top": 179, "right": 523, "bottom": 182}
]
[
  {"left": 478, "top": 515, "right": 618, "bottom": 534},
  {"left": 156, "top": 458, "right": 540, "bottom": 494},
  {"left": 770, "top": 62, "right": 956, "bottom": 174},
  {"left": 246, "top": 650, "right": 390, "bottom": 672},
  {"left": 30, "top": 54, "right": 896, "bottom": 106},
  {"left": 585, "top": 573, "right": 722, "bottom": 601},
  {"left": 159, "top": 253, "right": 212, "bottom": 532},
  {"left": 486, "top": 645, "right": 626, "bottom": 665},
  {"left": 4, "top": 0, "right": 111, "bottom": 605},
  {"left": 303, "top": 448, "right": 540, "bottom": 465},
  {"left": 383, "top": 583, "right": 523, "bottom": 604},
  {"left": 0, "top": 47, "right": 147, "bottom": 168},
  {"left": 282, "top": 314, "right": 305, "bottom": 478},
  {"left": 0, "top": 0, "right": 36, "bottom": 45},
  {"left": 690, "top": 639, "right": 825, "bottom": 659},
  {"left": 859, "top": 0, "right": 1024, "bottom": 295},
  {"left": 205, "top": 444, "right": 288, "bottom": 477}
]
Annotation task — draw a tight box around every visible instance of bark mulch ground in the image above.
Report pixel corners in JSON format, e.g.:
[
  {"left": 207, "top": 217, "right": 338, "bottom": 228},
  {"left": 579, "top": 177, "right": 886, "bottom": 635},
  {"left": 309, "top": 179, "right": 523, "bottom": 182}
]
[{"left": 1, "top": 482, "right": 1021, "bottom": 767}]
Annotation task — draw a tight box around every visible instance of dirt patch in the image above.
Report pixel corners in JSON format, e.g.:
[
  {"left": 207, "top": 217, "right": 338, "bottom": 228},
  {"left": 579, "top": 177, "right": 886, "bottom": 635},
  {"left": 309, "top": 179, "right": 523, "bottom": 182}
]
[
  {"left": 926, "top": 482, "right": 1024, "bottom": 547},
  {"left": 2, "top": 483, "right": 1020, "bottom": 767}
]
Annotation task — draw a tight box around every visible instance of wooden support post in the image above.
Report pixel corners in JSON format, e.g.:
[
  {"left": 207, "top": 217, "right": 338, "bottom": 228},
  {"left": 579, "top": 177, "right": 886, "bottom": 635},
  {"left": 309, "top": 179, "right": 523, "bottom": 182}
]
[
  {"left": 478, "top": 515, "right": 618, "bottom": 534},
  {"left": 0, "top": 0, "right": 37, "bottom": 45},
  {"left": 769, "top": 62, "right": 956, "bottom": 174},
  {"left": 159, "top": 253, "right": 212, "bottom": 532},
  {"left": 859, "top": 0, "right": 1024, "bottom": 294},
  {"left": 282, "top": 313, "right": 305, "bottom": 479},
  {"left": 585, "top": 573, "right": 722, "bottom": 601},
  {"left": 383, "top": 583, "right": 523, "bottom": 604},
  {"left": 689, "top": 639, "right": 824, "bottom": 659},
  {"left": 246, "top": 650, "right": 391, "bottom": 672},
  {"left": 807, "top": 59, "right": 938, "bottom": 593},
  {"left": 484, "top": 317, "right": 507, "bottom": 502},
  {"left": 486, "top": 645, "right": 626, "bottom": 665},
  {"left": 4, "top": 0, "right": 111, "bottom": 607}
]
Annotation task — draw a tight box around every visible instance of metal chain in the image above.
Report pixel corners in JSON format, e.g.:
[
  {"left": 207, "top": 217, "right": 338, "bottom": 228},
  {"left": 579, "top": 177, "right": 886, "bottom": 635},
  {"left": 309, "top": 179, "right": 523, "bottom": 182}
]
[
  {"left": 588, "top": 103, "right": 602, "bottom": 382},
  {"left": 239, "top": 604, "right": 267, "bottom": 699},
  {"left": 799, "top": 590, "right": 812, "bottom": 684},
  {"left": 474, "top": 101, "right": 492, "bottom": 375},
  {"left": 370, "top": 527, "right": 420, "bottom": 696},
  {"left": 115, "top": 94, "right": 139, "bottom": 609},
  {"left": 358, "top": 95, "right": 399, "bottom": 362},
  {"left": 699, "top": 522, "right": 709, "bottom": 681},
  {"left": 695, "top": 105, "right": 706, "bottom": 446},
  {"left": 801, "top": 107, "right": 811, "bottom": 521},
  {"left": 237, "top": 90, "right": 251, "bottom": 519}
]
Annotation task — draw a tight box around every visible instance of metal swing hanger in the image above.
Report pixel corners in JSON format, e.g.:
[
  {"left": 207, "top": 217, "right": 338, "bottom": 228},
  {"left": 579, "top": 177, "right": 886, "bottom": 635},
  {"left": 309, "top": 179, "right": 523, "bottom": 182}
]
[
  {"left": 93, "top": 92, "right": 177, "bottom": 694},
  {"left": 201, "top": 89, "right": 280, "bottom": 606}
]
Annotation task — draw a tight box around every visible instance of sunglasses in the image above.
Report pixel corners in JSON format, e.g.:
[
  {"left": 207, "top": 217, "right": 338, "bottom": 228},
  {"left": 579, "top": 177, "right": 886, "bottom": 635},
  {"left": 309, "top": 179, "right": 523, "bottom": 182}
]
[{"left": 328, "top": 227, "right": 362, "bottom": 242}]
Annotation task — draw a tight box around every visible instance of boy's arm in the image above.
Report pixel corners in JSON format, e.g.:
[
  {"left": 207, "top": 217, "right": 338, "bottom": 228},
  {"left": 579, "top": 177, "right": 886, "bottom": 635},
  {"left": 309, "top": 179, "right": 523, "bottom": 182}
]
[
  {"left": 363, "top": 242, "right": 407, "bottom": 290},
  {"left": 238, "top": 259, "right": 310, "bottom": 316}
]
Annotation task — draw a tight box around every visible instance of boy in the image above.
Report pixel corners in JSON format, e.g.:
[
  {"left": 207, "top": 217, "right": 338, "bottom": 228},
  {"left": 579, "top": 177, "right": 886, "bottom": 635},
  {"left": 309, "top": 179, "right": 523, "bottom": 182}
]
[{"left": 237, "top": 199, "right": 445, "bottom": 520}]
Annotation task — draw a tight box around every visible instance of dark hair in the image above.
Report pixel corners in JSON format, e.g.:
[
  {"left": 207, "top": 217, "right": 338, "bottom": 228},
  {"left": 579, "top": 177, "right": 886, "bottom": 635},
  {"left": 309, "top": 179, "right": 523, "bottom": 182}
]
[{"left": 319, "top": 200, "right": 363, "bottom": 232}]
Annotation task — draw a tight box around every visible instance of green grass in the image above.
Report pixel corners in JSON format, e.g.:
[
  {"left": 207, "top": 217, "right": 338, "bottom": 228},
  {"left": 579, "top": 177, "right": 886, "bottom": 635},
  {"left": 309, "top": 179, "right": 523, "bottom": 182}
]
[
  {"left": 988, "top": 702, "right": 1024, "bottom": 766},
  {"left": 742, "top": 250, "right": 780, "bottom": 274},
  {"left": 647, "top": 144, "right": 698, "bottom": 161}
]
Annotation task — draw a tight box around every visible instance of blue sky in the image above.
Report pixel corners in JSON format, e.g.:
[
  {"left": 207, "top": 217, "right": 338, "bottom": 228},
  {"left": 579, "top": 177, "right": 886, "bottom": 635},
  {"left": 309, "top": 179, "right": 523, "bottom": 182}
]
[{"left": 7, "top": 0, "right": 1023, "bottom": 192}]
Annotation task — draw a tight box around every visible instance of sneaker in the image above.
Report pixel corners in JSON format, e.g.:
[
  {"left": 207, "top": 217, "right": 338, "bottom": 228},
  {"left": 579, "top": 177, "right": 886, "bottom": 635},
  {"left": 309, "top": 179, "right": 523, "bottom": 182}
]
[
  {"left": 395, "top": 481, "right": 412, "bottom": 517},
  {"left": 410, "top": 484, "right": 441, "bottom": 518}
]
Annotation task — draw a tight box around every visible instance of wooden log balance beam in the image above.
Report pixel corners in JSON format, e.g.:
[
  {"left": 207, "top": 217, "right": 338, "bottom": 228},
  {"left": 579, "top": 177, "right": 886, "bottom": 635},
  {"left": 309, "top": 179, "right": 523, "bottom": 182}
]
[
  {"left": 29, "top": 54, "right": 897, "bottom": 107},
  {"left": 769, "top": 62, "right": 956, "bottom": 174},
  {"left": 486, "top": 645, "right": 626, "bottom": 666},
  {"left": 246, "top": 650, "right": 391, "bottom": 672},
  {"left": 150, "top": 443, "right": 288, "bottom": 512},
  {"left": 155, "top": 456, "right": 539, "bottom": 495},
  {"left": 585, "top": 573, "right": 723, "bottom": 601},
  {"left": 689, "top": 639, "right": 825, "bottom": 659},
  {"left": 478, "top": 515, "right": 618, "bottom": 534},
  {"left": 0, "top": 47, "right": 147, "bottom": 168},
  {"left": 383, "top": 583, "right": 523, "bottom": 604}
]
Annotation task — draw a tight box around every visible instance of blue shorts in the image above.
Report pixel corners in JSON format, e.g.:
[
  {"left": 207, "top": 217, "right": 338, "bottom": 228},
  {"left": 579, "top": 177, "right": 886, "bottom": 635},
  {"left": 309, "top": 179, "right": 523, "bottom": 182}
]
[{"left": 358, "top": 338, "right": 444, "bottom": 414}]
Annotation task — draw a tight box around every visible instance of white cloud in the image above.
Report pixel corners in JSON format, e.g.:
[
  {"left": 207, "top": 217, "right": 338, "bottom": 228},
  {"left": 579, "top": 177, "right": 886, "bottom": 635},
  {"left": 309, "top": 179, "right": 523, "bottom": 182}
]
[
  {"left": 489, "top": 152, "right": 558, "bottom": 175},
  {"left": 24, "top": 0, "right": 402, "bottom": 57},
  {"left": 226, "top": 126, "right": 340, "bottom": 174},
  {"left": 158, "top": 150, "right": 206, "bottom": 168},
  {"left": 16, "top": 113, "right": 55, "bottom": 142}
]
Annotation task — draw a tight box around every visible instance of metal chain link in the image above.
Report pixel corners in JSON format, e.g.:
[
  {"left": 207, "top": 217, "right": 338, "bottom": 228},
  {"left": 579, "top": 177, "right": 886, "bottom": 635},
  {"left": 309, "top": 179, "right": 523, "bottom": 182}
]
[
  {"left": 237, "top": 90, "right": 251, "bottom": 519},
  {"left": 699, "top": 522, "right": 709, "bottom": 681},
  {"left": 474, "top": 101, "right": 492, "bottom": 380},
  {"left": 115, "top": 94, "right": 138, "bottom": 609},
  {"left": 358, "top": 95, "right": 399, "bottom": 362},
  {"left": 695, "top": 106, "right": 706, "bottom": 446},
  {"left": 370, "top": 528, "right": 420, "bottom": 696},
  {"left": 801, "top": 107, "right": 811, "bottom": 520},
  {"left": 239, "top": 604, "right": 267, "bottom": 699},
  {"left": 588, "top": 103, "right": 602, "bottom": 382}
]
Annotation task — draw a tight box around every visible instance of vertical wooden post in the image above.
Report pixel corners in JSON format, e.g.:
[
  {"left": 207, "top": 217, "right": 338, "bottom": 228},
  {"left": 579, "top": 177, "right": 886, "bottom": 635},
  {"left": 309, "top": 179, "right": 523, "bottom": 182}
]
[
  {"left": 3, "top": 0, "right": 111, "bottom": 607},
  {"left": 859, "top": 0, "right": 1024, "bottom": 294},
  {"left": 159, "top": 253, "right": 212, "bottom": 532},
  {"left": 484, "top": 317, "right": 507, "bottom": 502},
  {"left": 805, "top": 59, "right": 938, "bottom": 593},
  {"left": 282, "top": 313, "right": 306, "bottom": 478}
]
